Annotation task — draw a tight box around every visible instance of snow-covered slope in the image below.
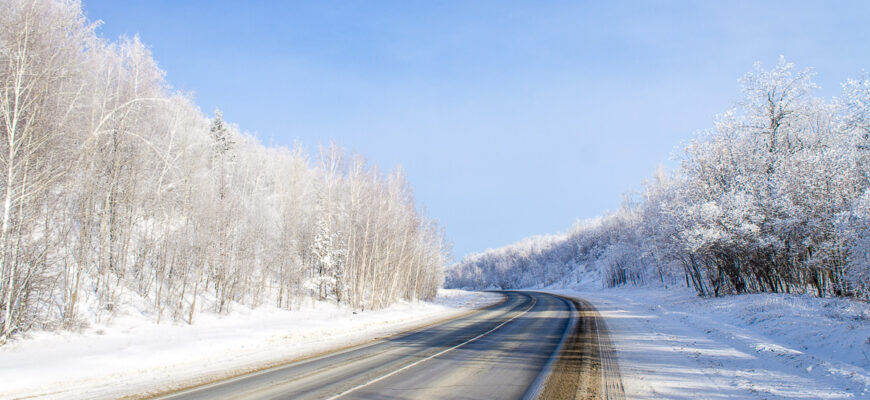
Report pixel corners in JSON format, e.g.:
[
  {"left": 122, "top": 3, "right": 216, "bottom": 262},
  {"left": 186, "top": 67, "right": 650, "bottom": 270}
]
[
  {"left": 551, "top": 286, "right": 870, "bottom": 399},
  {"left": 0, "top": 289, "right": 500, "bottom": 400}
]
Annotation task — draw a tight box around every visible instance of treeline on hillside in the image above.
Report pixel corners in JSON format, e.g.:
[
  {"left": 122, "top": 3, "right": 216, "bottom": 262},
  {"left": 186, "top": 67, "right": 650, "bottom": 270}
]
[
  {"left": 0, "top": 0, "right": 446, "bottom": 343},
  {"left": 448, "top": 57, "right": 870, "bottom": 300},
  {"left": 446, "top": 234, "right": 584, "bottom": 289}
]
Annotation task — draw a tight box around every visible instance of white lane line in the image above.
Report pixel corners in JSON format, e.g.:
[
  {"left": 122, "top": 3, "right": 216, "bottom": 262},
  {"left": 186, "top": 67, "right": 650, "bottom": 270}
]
[
  {"left": 522, "top": 294, "right": 577, "bottom": 400},
  {"left": 324, "top": 295, "right": 538, "bottom": 400}
]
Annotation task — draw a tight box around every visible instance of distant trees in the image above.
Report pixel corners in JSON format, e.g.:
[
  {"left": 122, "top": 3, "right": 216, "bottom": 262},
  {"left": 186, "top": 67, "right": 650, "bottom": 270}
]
[
  {"left": 448, "top": 57, "right": 870, "bottom": 301},
  {"left": 0, "top": 0, "right": 446, "bottom": 344}
]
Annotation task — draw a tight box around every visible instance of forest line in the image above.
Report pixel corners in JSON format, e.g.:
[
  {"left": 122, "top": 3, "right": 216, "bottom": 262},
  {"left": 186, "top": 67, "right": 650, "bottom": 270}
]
[
  {"left": 0, "top": 0, "right": 447, "bottom": 343},
  {"left": 449, "top": 57, "right": 870, "bottom": 301}
]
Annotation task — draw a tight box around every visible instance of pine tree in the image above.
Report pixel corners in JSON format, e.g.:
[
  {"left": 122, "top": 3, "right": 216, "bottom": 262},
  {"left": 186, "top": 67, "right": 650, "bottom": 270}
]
[{"left": 209, "top": 109, "right": 234, "bottom": 160}]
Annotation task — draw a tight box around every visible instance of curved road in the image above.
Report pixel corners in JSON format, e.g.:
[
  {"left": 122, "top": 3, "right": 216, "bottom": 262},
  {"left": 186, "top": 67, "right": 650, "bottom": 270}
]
[{"left": 157, "top": 291, "right": 618, "bottom": 400}]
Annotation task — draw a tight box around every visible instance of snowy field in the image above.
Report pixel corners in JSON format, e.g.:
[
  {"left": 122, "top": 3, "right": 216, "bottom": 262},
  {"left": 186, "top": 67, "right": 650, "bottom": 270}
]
[
  {"left": 0, "top": 289, "right": 501, "bottom": 400},
  {"left": 4, "top": 284, "right": 867, "bottom": 400},
  {"left": 549, "top": 286, "right": 870, "bottom": 399}
]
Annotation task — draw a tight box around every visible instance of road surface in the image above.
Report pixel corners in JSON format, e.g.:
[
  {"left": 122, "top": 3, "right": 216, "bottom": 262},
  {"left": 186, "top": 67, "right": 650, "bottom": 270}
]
[{"left": 156, "top": 291, "right": 623, "bottom": 400}]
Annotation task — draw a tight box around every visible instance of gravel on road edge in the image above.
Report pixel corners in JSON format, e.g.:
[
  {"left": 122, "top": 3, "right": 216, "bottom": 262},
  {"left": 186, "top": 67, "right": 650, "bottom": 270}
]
[{"left": 538, "top": 295, "right": 625, "bottom": 400}]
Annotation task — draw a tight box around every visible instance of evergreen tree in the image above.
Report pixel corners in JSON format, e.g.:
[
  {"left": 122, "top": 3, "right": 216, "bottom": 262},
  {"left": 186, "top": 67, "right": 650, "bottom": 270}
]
[{"left": 209, "top": 109, "right": 234, "bottom": 159}]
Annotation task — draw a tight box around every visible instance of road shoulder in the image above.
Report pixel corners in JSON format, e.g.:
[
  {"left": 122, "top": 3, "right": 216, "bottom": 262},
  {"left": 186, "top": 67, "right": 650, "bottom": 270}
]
[{"left": 536, "top": 293, "right": 625, "bottom": 400}]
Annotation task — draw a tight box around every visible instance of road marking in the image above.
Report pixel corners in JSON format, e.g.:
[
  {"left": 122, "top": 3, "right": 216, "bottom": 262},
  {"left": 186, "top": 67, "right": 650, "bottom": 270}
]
[
  {"left": 521, "top": 294, "right": 577, "bottom": 400},
  {"left": 324, "top": 294, "right": 538, "bottom": 400}
]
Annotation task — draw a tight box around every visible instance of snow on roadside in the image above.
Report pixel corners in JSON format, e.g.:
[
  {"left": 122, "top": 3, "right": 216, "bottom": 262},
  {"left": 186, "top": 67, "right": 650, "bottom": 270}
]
[
  {"left": 0, "top": 289, "right": 501, "bottom": 400},
  {"left": 550, "top": 286, "right": 870, "bottom": 399}
]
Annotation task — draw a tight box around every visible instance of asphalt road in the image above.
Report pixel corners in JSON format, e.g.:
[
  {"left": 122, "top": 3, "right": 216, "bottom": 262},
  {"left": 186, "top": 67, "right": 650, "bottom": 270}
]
[{"left": 158, "top": 291, "right": 586, "bottom": 400}]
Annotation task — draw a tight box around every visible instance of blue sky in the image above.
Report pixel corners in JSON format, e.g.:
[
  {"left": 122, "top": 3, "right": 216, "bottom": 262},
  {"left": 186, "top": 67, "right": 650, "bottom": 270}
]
[{"left": 82, "top": 1, "right": 870, "bottom": 258}]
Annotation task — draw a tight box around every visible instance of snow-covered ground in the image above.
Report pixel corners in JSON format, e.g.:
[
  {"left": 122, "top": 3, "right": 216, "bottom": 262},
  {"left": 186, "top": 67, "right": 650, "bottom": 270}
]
[
  {"left": 550, "top": 286, "right": 870, "bottom": 399},
  {"left": 5, "top": 282, "right": 867, "bottom": 400},
  {"left": 0, "top": 289, "right": 500, "bottom": 400}
]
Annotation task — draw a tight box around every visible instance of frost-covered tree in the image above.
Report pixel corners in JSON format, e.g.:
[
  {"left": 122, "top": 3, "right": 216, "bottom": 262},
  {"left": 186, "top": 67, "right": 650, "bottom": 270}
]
[
  {"left": 448, "top": 58, "right": 870, "bottom": 301},
  {"left": 0, "top": 0, "right": 448, "bottom": 343}
]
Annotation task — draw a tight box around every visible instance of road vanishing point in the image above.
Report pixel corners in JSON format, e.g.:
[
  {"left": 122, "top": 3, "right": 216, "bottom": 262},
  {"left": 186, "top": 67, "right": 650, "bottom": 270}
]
[{"left": 155, "top": 291, "right": 624, "bottom": 400}]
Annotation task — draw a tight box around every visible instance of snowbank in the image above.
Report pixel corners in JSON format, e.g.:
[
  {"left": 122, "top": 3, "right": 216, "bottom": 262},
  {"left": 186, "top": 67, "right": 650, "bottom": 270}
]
[
  {"left": 0, "top": 289, "right": 501, "bottom": 400},
  {"left": 551, "top": 286, "right": 870, "bottom": 399}
]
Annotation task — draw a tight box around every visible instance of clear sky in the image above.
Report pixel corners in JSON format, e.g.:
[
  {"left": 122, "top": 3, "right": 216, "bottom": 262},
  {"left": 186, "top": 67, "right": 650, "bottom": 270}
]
[{"left": 82, "top": 1, "right": 869, "bottom": 259}]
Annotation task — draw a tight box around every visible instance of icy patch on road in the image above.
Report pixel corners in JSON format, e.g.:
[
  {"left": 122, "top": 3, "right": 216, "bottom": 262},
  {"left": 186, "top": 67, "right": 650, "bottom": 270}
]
[
  {"left": 548, "top": 287, "right": 870, "bottom": 399},
  {"left": 0, "top": 289, "right": 501, "bottom": 400}
]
